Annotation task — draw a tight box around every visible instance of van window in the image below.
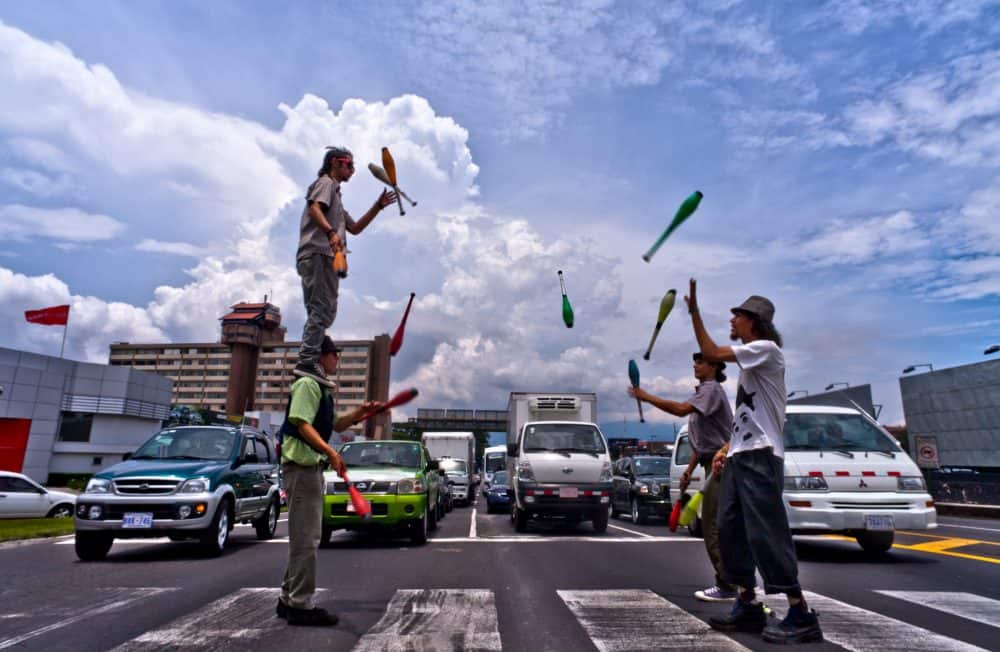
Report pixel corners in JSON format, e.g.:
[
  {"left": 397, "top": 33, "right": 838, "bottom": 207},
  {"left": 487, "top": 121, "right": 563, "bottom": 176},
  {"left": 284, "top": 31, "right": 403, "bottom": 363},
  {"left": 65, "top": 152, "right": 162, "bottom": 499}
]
[
  {"left": 484, "top": 452, "right": 506, "bottom": 474},
  {"left": 674, "top": 436, "right": 693, "bottom": 466},
  {"left": 522, "top": 424, "right": 606, "bottom": 454},
  {"left": 783, "top": 413, "right": 899, "bottom": 453}
]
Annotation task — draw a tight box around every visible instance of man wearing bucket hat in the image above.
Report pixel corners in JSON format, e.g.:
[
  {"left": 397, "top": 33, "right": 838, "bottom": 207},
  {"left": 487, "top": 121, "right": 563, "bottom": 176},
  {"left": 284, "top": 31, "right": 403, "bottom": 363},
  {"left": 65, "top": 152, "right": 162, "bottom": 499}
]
[
  {"left": 685, "top": 279, "right": 823, "bottom": 645},
  {"left": 628, "top": 352, "right": 734, "bottom": 602}
]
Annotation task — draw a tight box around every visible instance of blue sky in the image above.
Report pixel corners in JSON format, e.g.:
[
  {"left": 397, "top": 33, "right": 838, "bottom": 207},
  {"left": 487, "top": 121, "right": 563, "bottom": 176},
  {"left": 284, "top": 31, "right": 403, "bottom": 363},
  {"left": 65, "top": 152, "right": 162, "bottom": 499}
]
[{"left": 2, "top": 1, "right": 999, "bottom": 429}]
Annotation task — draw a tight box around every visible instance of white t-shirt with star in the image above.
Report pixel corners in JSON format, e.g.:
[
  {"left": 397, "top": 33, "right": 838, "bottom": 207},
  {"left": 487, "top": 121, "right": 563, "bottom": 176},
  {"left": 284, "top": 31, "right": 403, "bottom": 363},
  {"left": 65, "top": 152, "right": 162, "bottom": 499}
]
[{"left": 728, "top": 340, "right": 787, "bottom": 459}]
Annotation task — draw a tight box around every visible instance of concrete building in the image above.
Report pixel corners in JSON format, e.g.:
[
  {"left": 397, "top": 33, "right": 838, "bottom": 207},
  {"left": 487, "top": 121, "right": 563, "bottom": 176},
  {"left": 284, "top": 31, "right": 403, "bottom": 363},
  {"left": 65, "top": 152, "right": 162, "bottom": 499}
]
[{"left": 0, "top": 347, "right": 172, "bottom": 483}]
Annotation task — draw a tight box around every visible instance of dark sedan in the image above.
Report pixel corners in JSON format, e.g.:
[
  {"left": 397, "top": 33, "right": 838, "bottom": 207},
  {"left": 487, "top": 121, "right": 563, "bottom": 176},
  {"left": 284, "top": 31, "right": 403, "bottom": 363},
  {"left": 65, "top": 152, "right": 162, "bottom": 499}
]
[
  {"left": 611, "top": 455, "right": 671, "bottom": 524},
  {"left": 484, "top": 471, "right": 511, "bottom": 513}
]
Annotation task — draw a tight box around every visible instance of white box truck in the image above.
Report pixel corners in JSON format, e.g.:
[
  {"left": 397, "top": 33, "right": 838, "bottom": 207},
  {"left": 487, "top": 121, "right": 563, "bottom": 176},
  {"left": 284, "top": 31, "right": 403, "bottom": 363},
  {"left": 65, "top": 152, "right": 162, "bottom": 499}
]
[
  {"left": 422, "top": 432, "right": 475, "bottom": 506},
  {"left": 505, "top": 393, "right": 612, "bottom": 533}
]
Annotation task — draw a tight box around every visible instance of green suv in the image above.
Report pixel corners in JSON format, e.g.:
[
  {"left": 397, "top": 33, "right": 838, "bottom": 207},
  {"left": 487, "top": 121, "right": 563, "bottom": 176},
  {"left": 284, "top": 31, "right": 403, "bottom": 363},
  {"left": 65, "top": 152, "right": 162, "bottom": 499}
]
[
  {"left": 322, "top": 440, "right": 441, "bottom": 545},
  {"left": 74, "top": 425, "right": 281, "bottom": 560}
]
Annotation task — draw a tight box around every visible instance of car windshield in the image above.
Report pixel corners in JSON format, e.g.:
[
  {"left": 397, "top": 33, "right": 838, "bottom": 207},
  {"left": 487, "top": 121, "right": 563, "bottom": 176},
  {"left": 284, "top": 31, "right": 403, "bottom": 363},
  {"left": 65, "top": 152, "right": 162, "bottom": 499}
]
[
  {"left": 783, "top": 413, "right": 899, "bottom": 453},
  {"left": 484, "top": 453, "right": 505, "bottom": 473},
  {"left": 340, "top": 442, "right": 423, "bottom": 469},
  {"left": 634, "top": 458, "right": 670, "bottom": 475},
  {"left": 522, "top": 424, "right": 606, "bottom": 454},
  {"left": 439, "top": 459, "right": 467, "bottom": 474},
  {"left": 492, "top": 471, "right": 509, "bottom": 485},
  {"left": 133, "top": 428, "right": 237, "bottom": 461}
]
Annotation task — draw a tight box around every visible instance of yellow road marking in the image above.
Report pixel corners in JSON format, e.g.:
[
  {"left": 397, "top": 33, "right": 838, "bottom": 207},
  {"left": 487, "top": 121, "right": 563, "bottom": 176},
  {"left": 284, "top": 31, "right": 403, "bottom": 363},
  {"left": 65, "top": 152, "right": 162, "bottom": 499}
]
[
  {"left": 817, "top": 532, "right": 1000, "bottom": 564},
  {"left": 890, "top": 543, "right": 1000, "bottom": 565},
  {"left": 901, "top": 537, "right": 981, "bottom": 553}
]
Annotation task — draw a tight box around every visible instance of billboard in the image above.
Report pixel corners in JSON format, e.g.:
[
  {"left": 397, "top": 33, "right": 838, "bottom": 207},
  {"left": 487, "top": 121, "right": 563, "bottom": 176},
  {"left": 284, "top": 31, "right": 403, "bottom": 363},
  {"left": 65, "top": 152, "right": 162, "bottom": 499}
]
[
  {"left": 787, "top": 384, "right": 876, "bottom": 419},
  {"left": 899, "top": 359, "right": 1000, "bottom": 468}
]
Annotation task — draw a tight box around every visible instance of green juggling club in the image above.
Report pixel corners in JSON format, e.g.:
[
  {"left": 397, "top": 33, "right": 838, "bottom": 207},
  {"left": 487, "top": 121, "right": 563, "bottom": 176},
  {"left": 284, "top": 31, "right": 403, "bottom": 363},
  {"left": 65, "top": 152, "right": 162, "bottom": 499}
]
[
  {"left": 628, "top": 359, "right": 645, "bottom": 423},
  {"left": 642, "top": 191, "right": 704, "bottom": 262},
  {"left": 643, "top": 289, "right": 676, "bottom": 360},
  {"left": 559, "top": 270, "right": 574, "bottom": 328}
]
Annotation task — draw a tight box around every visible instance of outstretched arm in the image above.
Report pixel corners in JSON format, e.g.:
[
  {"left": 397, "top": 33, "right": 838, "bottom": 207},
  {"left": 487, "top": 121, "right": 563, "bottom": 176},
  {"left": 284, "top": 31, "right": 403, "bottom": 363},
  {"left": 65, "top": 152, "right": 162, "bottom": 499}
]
[
  {"left": 686, "top": 278, "right": 737, "bottom": 363},
  {"left": 627, "top": 386, "right": 695, "bottom": 417},
  {"left": 346, "top": 190, "right": 397, "bottom": 235}
]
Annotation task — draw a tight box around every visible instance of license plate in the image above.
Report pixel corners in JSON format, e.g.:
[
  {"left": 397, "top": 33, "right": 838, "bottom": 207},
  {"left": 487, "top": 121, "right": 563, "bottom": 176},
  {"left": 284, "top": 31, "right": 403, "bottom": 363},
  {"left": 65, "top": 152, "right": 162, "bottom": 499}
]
[
  {"left": 559, "top": 487, "right": 579, "bottom": 499},
  {"left": 122, "top": 512, "right": 153, "bottom": 528},
  {"left": 346, "top": 502, "right": 356, "bottom": 513},
  {"left": 865, "top": 514, "right": 894, "bottom": 531}
]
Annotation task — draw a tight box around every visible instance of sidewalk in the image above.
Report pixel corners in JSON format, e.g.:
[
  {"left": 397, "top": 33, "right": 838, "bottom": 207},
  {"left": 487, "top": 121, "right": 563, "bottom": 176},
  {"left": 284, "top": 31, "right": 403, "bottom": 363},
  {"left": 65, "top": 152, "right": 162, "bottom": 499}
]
[{"left": 935, "top": 502, "right": 1000, "bottom": 519}]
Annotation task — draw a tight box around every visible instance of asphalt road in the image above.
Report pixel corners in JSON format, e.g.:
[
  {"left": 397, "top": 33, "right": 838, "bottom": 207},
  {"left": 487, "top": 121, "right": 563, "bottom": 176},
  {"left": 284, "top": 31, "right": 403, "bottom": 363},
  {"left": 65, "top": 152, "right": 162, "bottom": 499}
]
[{"left": 2, "top": 500, "right": 999, "bottom": 651}]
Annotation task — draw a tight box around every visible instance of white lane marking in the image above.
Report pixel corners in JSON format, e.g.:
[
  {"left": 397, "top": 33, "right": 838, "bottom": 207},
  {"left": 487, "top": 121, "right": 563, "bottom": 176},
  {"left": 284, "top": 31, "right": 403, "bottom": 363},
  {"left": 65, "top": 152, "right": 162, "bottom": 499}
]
[
  {"left": 429, "top": 536, "right": 701, "bottom": 543},
  {"left": 558, "top": 589, "right": 747, "bottom": 651},
  {"left": 470, "top": 507, "right": 478, "bottom": 538},
  {"left": 110, "top": 588, "right": 324, "bottom": 650},
  {"left": 608, "top": 523, "right": 656, "bottom": 539},
  {"left": 353, "top": 589, "right": 501, "bottom": 652},
  {"left": 801, "top": 590, "right": 986, "bottom": 651},
  {"left": 877, "top": 591, "right": 1000, "bottom": 630},
  {"left": 0, "top": 588, "right": 174, "bottom": 650},
  {"left": 935, "top": 521, "right": 1000, "bottom": 534}
]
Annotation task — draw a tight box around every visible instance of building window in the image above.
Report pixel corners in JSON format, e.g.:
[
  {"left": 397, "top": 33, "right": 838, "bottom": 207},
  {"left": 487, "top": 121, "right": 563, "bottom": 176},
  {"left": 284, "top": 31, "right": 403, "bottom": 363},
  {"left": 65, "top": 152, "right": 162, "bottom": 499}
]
[{"left": 58, "top": 412, "right": 94, "bottom": 442}]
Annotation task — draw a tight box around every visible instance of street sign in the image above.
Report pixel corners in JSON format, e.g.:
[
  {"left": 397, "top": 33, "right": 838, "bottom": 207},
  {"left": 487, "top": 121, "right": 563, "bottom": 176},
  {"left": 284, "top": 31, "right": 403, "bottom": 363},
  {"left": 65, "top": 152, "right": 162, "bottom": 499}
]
[{"left": 914, "top": 435, "right": 940, "bottom": 468}]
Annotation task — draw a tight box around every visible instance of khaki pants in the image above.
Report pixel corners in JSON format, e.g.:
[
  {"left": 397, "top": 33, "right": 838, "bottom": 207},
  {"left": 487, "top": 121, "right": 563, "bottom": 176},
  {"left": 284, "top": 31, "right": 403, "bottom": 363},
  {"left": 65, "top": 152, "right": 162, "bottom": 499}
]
[
  {"left": 281, "top": 462, "right": 325, "bottom": 609},
  {"left": 699, "top": 459, "right": 731, "bottom": 591}
]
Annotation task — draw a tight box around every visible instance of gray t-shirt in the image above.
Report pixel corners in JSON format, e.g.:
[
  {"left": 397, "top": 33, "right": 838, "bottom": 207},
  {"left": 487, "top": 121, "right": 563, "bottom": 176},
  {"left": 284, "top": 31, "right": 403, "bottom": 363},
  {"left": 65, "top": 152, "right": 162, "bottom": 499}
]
[
  {"left": 686, "top": 380, "right": 733, "bottom": 456},
  {"left": 297, "top": 175, "right": 356, "bottom": 261}
]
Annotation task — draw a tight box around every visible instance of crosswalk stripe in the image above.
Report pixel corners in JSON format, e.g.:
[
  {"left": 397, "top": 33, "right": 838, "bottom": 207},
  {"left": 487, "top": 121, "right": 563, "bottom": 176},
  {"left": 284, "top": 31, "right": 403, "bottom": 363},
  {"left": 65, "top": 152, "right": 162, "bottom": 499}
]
[
  {"left": 352, "top": 589, "right": 502, "bottom": 651},
  {"left": 0, "top": 588, "right": 175, "bottom": 650},
  {"left": 876, "top": 591, "right": 1000, "bottom": 630},
  {"left": 109, "top": 588, "right": 322, "bottom": 650},
  {"left": 802, "top": 590, "right": 987, "bottom": 651},
  {"left": 558, "top": 589, "right": 748, "bottom": 651}
]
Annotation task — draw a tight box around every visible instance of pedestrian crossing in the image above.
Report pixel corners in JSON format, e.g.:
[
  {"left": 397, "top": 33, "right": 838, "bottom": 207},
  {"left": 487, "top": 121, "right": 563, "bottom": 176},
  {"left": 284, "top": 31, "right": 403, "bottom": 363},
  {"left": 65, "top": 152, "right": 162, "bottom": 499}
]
[{"left": 1, "top": 586, "right": 997, "bottom": 651}]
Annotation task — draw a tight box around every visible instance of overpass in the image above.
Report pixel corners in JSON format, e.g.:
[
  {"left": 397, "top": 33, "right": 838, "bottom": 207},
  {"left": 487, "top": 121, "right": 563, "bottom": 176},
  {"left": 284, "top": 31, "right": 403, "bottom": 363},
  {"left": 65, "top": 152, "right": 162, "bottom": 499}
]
[{"left": 405, "top": 408, "right": 507, "bottom": 432}]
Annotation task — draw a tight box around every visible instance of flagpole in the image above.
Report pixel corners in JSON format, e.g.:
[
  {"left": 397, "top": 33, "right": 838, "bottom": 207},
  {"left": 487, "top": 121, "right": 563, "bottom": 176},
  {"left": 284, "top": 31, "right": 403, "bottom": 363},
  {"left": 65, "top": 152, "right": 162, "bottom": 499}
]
[{"left": 59, "top": 307, "right": 70, "bottom": 358}]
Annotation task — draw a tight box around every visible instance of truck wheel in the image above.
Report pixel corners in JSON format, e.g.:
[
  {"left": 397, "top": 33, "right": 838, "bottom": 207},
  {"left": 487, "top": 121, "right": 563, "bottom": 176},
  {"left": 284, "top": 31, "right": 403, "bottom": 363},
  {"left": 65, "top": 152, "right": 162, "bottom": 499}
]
[
  {"left": 410, "top": 510, "right": 428, "bottom": 544},
  {"left": 320, "top": 523, "right": 333, "bottom": 548},
  {"left": 687, "top": 516, "right": 703, "bottom": 538},
  {"left": 254, "top": 497, "right": 279, "bottom": 540},
  {"left": 592, "top": 506, "right": 609, "bottom": 533},
  {"left": 513, "top": 505, "right": 528, "bottom": 533},
  {"left": 75, "top": 532, "right": 113, "bottom": 561},
  {"left": 856, "top": 531, "right": 894, "bottom": 555},
  {"left": 199, "top": 499, "right": 231, "bottom": 557},
  {"left": 631, "top": 498, "right": 648, "bottom": 525}
]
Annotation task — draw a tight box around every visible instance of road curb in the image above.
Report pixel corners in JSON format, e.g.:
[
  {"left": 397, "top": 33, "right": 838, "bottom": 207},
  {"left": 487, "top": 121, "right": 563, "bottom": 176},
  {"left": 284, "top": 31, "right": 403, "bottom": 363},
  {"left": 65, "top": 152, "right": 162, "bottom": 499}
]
[{"left": 935, "top": 502, "right": 1000, "bottom": 519}]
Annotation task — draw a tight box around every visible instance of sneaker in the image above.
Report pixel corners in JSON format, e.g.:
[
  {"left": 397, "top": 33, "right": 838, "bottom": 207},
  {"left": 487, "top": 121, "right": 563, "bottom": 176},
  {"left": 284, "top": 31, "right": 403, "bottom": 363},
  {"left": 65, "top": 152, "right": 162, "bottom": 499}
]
[
  {"left": 695, "top": 586, "right": 738, "bottom": 602},
  {"left": 293, "top": 363, "right": 335, "bottom": 387},
  {"left": 762, "top": 605, "right": 823, "bottom": 644},
  {"left": 286, "top": 605, "right": 339, "bottom": 627},
  {"left": 276, "top": 599, "right": 288, "bottom": 619},
  {"left": 709, "top": 599, "right": 768, "bottom": 633}
]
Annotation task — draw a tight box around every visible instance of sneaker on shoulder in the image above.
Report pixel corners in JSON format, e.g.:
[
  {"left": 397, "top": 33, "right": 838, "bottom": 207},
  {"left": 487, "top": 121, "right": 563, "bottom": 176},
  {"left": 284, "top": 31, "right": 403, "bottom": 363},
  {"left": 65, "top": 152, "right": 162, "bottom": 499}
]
[
  {"left": 762, "top": 605, "right": 823, "bottom": 644},
  {"left": 709, "top": 599, "right": 768, "bottom": 633},
  {"left": 695, "top": 586, "right": 738, "bottom": 602},
  {"left": 286, "top": 605, "right": 339, "bottom": 627},
  {"left": 293, "top": 363, "right": 335, "bottom": 387}
]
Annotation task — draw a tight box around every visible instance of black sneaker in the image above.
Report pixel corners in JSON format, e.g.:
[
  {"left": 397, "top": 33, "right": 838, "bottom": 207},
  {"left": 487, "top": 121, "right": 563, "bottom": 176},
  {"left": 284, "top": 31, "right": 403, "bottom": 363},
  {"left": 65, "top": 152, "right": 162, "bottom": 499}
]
[
  {"left": 709, "top": 599, "right": 768, "bottom": 633},
  {"left": 276, "top": 598, "right": 288, "bottom": 619},
  {"left": 286, "top": 605, "right": 339, "bottom": 627},
  {"left": 762, "top": 605, "right": 823, "bottom": 644},
  {"left": 293, "top": 363, "right": 334, "bottom": 387}
]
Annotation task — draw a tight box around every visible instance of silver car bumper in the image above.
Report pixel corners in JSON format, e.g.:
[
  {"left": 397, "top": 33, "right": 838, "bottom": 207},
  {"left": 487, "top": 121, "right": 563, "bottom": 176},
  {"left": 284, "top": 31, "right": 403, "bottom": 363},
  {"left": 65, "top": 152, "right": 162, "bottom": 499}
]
[{"left": 73, "top": 490, "right": 225, "bottom": 532}]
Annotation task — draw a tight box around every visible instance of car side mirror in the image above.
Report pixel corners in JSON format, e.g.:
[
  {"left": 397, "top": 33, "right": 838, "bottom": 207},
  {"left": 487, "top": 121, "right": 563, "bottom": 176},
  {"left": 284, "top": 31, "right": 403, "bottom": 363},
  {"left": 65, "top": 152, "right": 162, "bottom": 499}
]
[
  {"left": 123, "top": 452, "right": 132, "bottom": 461},
  {"left": 427, "top": 459, "right": 440, "bottom": 470},
  {"left": 506, "top": 443, "right": 518, "bottom": 457}
]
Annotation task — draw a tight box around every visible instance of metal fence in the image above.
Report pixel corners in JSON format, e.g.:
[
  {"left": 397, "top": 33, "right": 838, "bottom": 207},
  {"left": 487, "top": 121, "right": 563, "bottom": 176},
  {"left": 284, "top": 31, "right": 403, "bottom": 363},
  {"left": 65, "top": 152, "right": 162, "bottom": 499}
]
[{"left": 924, "top": 468, "right": 1000, "bottom": 506}]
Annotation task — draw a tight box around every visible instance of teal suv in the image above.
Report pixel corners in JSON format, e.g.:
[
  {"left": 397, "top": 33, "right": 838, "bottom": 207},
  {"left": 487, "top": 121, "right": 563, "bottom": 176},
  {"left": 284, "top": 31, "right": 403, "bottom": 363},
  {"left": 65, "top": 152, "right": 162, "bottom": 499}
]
[{"left": 74, "top": 425, "right": 281, "bottom": 560}]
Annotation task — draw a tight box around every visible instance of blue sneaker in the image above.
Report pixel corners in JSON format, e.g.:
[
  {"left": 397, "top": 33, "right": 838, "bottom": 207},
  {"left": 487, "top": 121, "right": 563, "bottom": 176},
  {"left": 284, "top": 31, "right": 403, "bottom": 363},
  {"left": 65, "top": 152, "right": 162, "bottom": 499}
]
[
  {"left": 695, "top": 586, "right": 738, "bottom": 602},
  {"left": 762, "top": 605, "right": 823, "bottom": 644},
  {"left": 709, "top": 599, "right": 767, "bottom": 633}
]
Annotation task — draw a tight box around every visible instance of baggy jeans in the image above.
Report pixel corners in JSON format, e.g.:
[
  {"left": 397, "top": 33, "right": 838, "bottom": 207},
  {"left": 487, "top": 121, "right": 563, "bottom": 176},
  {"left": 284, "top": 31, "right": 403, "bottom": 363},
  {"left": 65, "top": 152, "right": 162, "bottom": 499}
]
[
  {"left": 698, "top": 457, "right": 732, "bottom": 592},
  {"left": 280, "top": 462, "right": 325, "bottom": 609},
  {"left": 717, "top": 448, "right": 801, "bottom": 594},
  {"left": 297, "top": 254, "right": 339, "bottom": 366}
]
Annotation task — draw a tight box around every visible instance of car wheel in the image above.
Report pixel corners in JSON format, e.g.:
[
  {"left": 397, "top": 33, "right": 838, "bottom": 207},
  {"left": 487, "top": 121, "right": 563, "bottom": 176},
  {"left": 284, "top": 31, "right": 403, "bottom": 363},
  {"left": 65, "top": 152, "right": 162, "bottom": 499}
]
[
  {"left": 47, "top": 503, "right": 74, "bottom": 518},
  {"left": 199, "top": 499, "right": 231, "bottom": 557},
  {"left": 320, "top": 523, "right": 334, "bottom": 548},
  {"left": 687, "top": 516, "right": 703, "bottom": 538},
  {"left": 254, "top": 497, "right": 279, "bottom": 540},
  {"left": 610, "top": 499, "right": 620, "bottom": 519},
  {"left": 437, "top": 498, "right": 446, "bottom": 522},
  {"left": 631, "top": 498, "right": 648, "bottom": 525},
  {"left": 856, "top": 531, "right": 894, "bottom": 555},
  {"left": 428, "top": 499, "right": 438, "bottom": 531},
  {"left": 410, "top": 509, "right": 428, "bottom": 545},
  {"left": 592, "top": 505, "right": 609, "bottom": 533},
  {"left": 513, "top": 505, "right": 528, "bottom": 533},
  {"left": 75, "top": 532, "right": 113, "bottom": 561}
]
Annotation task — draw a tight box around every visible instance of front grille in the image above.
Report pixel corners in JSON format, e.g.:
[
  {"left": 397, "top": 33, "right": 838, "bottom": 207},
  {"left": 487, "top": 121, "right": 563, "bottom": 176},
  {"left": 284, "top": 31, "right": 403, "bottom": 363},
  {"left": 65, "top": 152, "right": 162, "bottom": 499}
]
[
  {"left": 102, "top": 504, "right": 179, "bottom": 520},
  {"left": 327, "top": 481, "right": 396, "bottom": 494},
  {"left": 114, "top": 478, "right": 181, "bottom": 495},
  {"left": 330, "top": 503, "right": 389, "bottom": 516},
  {"left": 831, "top": 502, "right": 912, "bottom": 510}
]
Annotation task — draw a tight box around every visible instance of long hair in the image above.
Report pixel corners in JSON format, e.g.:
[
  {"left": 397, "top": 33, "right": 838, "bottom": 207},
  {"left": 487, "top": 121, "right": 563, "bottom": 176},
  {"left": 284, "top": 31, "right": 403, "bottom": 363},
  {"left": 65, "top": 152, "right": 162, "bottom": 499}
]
[
  {"left": 750, "top": 316, "right": 783, "bottom": 348},
  {"left": 308, "top": 146, "right": 352, "bottom": 197}
]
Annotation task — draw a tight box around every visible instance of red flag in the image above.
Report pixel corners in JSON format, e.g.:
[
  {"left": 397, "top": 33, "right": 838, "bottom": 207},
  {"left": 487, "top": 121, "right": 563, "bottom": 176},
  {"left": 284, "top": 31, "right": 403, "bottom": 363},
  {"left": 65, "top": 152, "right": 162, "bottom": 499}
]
[{"left": 25, "top": 305, "right": 70, "bottom": 326}]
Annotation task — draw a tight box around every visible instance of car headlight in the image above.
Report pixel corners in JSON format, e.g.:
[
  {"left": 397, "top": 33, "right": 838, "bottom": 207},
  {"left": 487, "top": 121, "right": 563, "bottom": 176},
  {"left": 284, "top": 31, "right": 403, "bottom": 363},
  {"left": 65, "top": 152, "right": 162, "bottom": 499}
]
[
  {"left": 179, "top": 477, "right": 210, "bottom": 494},
  {"left": 638, "top": 484, "right": 650, "bottom": 494},
  {"left": 783, "top": 476, "right": 829, "bottom": 491},
  {"left": 397, "top": 478, "right": 425, "bottom": 494},
  {"left": 599, "top": 461, "right": 612, "bottom": 483},
  {"left": 517, "top": 461, "right": 535, "bottom": 482},
  {"left": 898, "top": 476, "right": 925, "bottom": 491},
  {"left": 84, "top": 478, "right": 111, "bottom": 494},
  {"left": 651, "top": 482, "right": 661, "bottom": 494},
  {"left": 325, "top": 482, "right": 338, "bottom": 494}
]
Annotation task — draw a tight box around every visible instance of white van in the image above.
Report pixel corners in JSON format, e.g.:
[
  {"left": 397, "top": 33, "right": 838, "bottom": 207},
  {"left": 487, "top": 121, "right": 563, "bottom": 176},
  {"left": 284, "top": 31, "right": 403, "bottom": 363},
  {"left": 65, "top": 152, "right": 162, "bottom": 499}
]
[{"left": 671, "top": 404, "right": 936, "bottom": 553}]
